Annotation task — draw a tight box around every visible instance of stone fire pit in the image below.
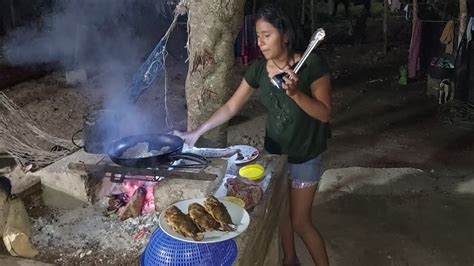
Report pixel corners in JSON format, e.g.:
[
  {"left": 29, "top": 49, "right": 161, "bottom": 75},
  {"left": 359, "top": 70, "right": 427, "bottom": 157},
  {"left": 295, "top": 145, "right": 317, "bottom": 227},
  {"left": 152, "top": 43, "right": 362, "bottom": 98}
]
[{"left": 2, "top": 150, "right": 289, "bottom": 265}]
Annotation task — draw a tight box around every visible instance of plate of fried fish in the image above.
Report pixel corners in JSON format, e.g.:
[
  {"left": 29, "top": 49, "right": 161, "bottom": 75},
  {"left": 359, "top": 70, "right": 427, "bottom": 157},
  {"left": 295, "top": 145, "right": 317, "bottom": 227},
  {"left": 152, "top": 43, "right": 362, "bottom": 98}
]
[{"left": 159, "top": 195, "right": 250, "bottom": 243}]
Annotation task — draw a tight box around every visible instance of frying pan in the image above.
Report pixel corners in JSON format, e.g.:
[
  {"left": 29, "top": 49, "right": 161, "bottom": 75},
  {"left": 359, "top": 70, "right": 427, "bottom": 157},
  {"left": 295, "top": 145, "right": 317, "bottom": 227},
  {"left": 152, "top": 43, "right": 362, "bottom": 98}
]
[{"left": 107, "top": 134, "right": 208, "bottom": 168}]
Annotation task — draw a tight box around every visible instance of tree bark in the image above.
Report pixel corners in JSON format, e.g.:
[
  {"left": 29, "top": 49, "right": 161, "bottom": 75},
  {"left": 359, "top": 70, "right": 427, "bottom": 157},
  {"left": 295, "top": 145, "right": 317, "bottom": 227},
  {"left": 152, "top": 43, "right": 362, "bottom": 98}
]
[
  {"left": 185, "top": 0, "right": 245, "bottom": 147},
  {"left": 9, "top": 0, "right": 16, "bottom": 27},
  {"left": 301, "top": 0, "right": 306, "bottom": 25},
  {"left": 383, "top": 0, "right": 388, "bottom": 55},
  {"left": 458, "top": 0, "right": 468, "bottom": 47},
  {"left": 311, "top": 0, "right": 316, "bottom": 33},
  {"left": 412, "top": 0, "right": 418, "bottom": 33}
]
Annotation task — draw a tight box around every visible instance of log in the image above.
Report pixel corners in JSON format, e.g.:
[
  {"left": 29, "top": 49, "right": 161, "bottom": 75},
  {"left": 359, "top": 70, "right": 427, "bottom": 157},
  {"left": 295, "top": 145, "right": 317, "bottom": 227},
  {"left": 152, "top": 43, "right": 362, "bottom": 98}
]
[
  {"left": 0, "top": 255, "right": 52, "bottom": 266},
  {"left": 2, "top": 197, "right": 39, "bottom": 258}
]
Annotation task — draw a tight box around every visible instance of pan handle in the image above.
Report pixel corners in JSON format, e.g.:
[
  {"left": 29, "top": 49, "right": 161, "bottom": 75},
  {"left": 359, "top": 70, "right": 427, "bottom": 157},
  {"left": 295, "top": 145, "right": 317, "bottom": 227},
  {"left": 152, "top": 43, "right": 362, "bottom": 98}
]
[{"left": 169, "top": 153, "right": 209, "bottom": 166}]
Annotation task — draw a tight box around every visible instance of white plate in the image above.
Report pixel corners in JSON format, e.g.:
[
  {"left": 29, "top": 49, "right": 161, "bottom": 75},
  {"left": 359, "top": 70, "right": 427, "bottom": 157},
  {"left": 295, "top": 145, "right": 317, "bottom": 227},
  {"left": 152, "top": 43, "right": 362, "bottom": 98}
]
[
  {"left": 158, "top": 198, "right": 250, "bottom": 243},
  {"left": 184, "top": 147, "right": 240, "bottom": 158},
  {"left": 228, "top": 145, "right": 259, "bottom": 164}
]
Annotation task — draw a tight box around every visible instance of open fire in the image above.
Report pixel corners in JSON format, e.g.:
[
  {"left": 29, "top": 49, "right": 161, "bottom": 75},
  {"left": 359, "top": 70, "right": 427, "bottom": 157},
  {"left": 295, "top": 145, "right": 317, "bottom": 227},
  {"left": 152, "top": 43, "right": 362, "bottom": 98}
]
[{"left": 100, "top": 175, "right": 158, "bottom": 220}]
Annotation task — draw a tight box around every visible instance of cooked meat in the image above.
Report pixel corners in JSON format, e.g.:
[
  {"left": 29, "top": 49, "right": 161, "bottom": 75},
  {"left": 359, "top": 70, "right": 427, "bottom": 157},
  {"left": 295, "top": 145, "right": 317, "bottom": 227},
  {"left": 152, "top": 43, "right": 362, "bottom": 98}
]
[
  {"left": 164, "top": 206, "right": 203, "bottom": 241},
  {"left": 203, "top": 196, "right": 235, "bottom": 231},
  {"left": 188, "top": 203, "right": 220, "bottom": 232},
  {"left": 225, "top": 177, "right": 264, "bottom": 210}
]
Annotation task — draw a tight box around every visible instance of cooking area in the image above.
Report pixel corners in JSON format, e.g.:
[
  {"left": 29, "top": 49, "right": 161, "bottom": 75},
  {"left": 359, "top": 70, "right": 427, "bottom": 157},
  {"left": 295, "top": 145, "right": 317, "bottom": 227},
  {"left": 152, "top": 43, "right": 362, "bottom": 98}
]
[{"left": 12, "top": 142, "right": 288, "bottom": 264}]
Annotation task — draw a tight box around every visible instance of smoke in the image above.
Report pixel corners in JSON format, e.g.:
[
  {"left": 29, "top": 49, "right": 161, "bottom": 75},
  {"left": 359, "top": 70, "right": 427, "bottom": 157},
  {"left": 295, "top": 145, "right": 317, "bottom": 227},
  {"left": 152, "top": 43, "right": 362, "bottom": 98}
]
[
  {"left": 3, "top": 0, "right": 179, "bottom": 139},
  {"left": 4, "top": 0, "right": 172, "bottom": 76}
]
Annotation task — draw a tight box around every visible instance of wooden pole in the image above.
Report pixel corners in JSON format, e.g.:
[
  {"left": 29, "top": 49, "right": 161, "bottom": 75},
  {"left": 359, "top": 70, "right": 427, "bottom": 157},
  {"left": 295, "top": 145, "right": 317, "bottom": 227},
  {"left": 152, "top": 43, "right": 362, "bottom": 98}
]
[
  {"left": 412, "top": 0, "right": 418, "bottom": 32},
  {"left": 458, "top": 0, "right": 468, "bottom": 47},
  {"left": 328, "top": 0, "right": 334, "bottom": 15},
  {"left": 311, "top": 0, "right": 316, "bottom": 33},
  {"left": 9, "top": 0, "right": 15, "bottom": 27},
  {"left": 301, "top": 0, "right": 306, "bottom": 25},
  {"left": 383, "top": 0, "right": 388, "bottom": 55}
]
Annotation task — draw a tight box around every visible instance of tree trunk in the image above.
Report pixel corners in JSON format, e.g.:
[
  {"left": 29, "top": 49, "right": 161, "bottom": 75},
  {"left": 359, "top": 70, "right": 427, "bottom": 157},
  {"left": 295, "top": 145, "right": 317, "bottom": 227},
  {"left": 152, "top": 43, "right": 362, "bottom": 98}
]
[
  {"left": 301, "top": 0, "right": 306, "bottom": 25},
  {"left": 458, "top": 0, "right": 468, "bottom": 47},
  {"left": 412, "top": 0, "right": 418, "bottom": 33},
  {"left": 311, "top": 0, "right": 316, "bottom": 33},
  {"left": 9, "top": 0, "right": 16, "bottom": 27},
  {"left": 185, "top": 0, "right": 245, "bottom": 147},
  {"left": 383, "top": 0, "right": 388, "bottom": 55}
]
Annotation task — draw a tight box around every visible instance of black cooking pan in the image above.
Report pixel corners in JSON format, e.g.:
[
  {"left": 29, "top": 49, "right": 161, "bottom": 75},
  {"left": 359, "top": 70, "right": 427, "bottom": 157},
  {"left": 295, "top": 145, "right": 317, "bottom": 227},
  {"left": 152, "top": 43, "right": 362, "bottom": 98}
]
[{"left": 107, "top": 134, "right": 208, "bottom": 168}]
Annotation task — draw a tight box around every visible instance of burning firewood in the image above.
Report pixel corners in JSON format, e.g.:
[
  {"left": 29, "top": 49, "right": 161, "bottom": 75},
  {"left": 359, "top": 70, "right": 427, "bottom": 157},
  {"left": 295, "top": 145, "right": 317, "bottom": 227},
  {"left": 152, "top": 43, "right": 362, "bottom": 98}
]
[
  {"left": 103, "top": 193, "right": 129, "bottom": 216},
  {"left": 119, "top": 186, "right": 146, "bottom": 220}
]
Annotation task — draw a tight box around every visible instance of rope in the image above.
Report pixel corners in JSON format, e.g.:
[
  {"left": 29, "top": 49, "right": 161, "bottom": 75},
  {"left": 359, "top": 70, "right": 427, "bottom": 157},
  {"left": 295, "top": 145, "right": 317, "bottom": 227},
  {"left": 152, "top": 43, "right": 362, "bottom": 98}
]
[
  {"left": 439, "top": 100, "right": 474, "bottom": 130},
  {"left": 0, "top": 92, "right": 78, "bottom": 169},
  {"left": 127, "top": 1, "right": 186, "bottom": 101},
  {"left": 127, "top": 0, "right": 188, "bottom": 127},
  {"left": 0, "top": 1, "right": 189, "bottom": 169}
]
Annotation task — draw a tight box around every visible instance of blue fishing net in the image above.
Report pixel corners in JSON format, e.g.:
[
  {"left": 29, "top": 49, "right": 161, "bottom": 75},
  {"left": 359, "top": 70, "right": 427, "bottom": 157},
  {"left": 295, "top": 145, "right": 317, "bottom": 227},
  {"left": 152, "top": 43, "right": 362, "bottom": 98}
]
[{"left": 127, "top": 37, "right": 168, "bottom": 103}]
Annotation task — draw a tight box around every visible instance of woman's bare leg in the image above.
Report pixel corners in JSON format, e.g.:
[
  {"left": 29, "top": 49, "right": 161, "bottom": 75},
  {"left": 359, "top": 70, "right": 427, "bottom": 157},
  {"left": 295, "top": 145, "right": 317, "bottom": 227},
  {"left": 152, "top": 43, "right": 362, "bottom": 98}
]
[
  {"left": 280, "top": 185, "right": 298, "bottom": 264},
  {"left": 290, "top": 185, "right": 329, "bottom": 266}
]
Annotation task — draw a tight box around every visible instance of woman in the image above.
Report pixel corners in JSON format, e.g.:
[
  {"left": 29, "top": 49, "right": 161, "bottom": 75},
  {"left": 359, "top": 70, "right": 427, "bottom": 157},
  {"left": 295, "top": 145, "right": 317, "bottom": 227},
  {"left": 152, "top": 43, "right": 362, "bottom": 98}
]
[{"left": 176, "top": 4, "right": 331, "bottom": 266}]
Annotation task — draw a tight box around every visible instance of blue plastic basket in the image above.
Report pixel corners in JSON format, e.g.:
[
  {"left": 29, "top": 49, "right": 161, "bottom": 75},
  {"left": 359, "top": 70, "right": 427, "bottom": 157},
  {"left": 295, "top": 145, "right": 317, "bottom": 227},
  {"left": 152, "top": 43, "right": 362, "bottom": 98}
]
[{"left": 141, "top": 228, "right": 237, "bottom": 266}]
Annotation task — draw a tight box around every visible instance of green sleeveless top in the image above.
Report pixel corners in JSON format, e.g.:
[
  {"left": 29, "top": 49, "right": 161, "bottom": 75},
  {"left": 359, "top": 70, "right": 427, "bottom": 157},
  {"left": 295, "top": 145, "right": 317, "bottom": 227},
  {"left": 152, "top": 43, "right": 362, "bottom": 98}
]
[{"left": 244, "top": 53, "right": 331, "bottom": 163}]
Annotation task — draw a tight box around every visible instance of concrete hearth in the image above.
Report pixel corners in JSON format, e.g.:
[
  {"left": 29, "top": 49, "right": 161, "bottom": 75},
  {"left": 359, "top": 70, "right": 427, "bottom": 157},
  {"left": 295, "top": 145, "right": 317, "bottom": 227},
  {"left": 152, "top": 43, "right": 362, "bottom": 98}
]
[{"left": 18, "top": 150, "right": 227, "bottom": 209}]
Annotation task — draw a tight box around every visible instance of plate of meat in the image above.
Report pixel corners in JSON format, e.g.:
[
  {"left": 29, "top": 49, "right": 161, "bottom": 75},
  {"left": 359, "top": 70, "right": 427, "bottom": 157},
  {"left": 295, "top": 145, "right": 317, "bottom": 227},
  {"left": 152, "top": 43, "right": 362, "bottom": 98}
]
[
  {"left": 228, "top": 145, "right": 259, "bottom": 164},
  {"left": 158, "top": 196, "right": 250, "bottom": 243},
  {"left": 225, "top": 177, "right": 264, "bottom": 210}
]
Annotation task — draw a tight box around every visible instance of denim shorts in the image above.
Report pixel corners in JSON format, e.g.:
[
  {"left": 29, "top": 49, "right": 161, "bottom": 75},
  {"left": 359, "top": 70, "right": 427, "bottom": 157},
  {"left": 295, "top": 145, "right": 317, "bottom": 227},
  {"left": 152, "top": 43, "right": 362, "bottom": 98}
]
[{"left": 288, "top": 155, "right": 322, "bottom": 188}]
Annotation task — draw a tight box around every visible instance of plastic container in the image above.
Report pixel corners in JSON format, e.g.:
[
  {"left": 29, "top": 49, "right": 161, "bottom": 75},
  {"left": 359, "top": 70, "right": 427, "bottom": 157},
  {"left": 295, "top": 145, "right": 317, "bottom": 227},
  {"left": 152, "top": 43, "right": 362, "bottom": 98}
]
[
  {"left": 141, "top": 228, "right": 237, "bottom": 266},
  {"left": 238, "top": 163, "right": 265, "bottom": 181}
]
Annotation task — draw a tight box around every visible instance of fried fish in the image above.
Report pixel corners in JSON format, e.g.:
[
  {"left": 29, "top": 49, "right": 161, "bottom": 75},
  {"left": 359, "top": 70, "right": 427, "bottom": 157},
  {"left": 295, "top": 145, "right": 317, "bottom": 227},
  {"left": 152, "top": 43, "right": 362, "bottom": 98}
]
[
  {"left": 188, "top": 203, "right": 220, "bottom": 232},
  {"left": 203, "top": 196, "right": 235, "bottom": 231},
  {"left": 164, "top": 206, "right": 203, "bottom": 241}
]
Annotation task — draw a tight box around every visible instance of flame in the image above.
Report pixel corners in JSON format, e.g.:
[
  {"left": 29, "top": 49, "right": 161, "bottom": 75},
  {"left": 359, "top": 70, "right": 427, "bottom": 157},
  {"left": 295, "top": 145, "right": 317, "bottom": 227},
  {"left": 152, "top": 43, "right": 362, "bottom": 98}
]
[{"left": 108, "top": 176, "right": 157, "bottom": 215}]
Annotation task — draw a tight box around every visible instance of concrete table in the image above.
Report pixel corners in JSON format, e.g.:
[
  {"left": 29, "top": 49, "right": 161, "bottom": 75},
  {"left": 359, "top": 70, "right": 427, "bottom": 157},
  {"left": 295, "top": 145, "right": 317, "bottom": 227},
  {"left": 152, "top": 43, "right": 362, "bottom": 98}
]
[{"left": 231, "top": 154, "right": 289, "bottom": 266}]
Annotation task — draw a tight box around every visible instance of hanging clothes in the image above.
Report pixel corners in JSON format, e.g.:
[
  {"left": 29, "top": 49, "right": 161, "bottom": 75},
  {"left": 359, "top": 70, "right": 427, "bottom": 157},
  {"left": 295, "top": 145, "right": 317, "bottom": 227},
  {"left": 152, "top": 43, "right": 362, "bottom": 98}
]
[
  {"left": 440, "top": 20, "right": 455, "bottom": 54},
  {"left": 404, "top": 4, "right": 410, "bottom": 20},
  {"left": 408, "top": 17, "right": 422, "bottom": 78},
  {"left": 389, "top": 0, "right": 401, "bottom": 12}
]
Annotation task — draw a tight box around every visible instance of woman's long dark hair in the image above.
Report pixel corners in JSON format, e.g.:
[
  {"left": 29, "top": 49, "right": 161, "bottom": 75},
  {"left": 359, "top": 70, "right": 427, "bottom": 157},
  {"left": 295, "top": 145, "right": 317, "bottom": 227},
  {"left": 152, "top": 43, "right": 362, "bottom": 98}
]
[{"left": 256, "top": 4, "right": 304, "bottom": 58}]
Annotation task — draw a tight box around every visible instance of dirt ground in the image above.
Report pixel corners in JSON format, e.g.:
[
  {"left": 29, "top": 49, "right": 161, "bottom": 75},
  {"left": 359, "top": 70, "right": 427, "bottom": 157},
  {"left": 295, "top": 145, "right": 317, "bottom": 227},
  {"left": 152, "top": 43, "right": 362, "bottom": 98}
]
[
  {"left": 1, "top": 15, "right": 474, "bottom": 265},
  {"left": 306, "top": 193, "right": 474, "bottom": 266}
]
